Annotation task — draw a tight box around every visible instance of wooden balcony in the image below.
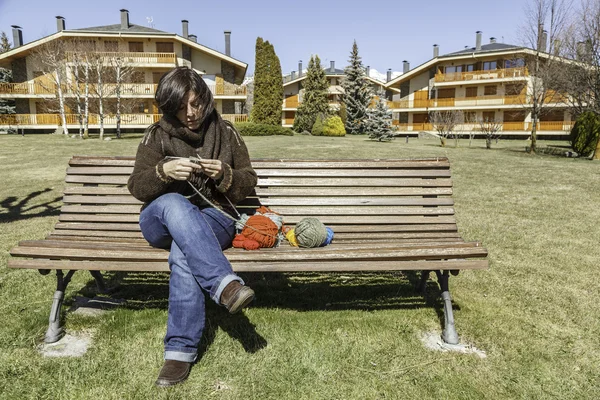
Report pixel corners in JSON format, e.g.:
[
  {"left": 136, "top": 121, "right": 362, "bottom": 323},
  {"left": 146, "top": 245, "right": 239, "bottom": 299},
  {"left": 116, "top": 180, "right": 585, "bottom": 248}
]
[
  {"left": 391, "top": 121, "right": 573, "bottom": 132},
  {"left": 388, "top": 95, "right": 527, "bottom": 109},
  {"left": 434, "top": 67, "right": 529, "bottom": 83},
  {"left": 283, "top": 95, "right": 300, "bottom": 108},
  {"left": 282, "top": 118, "right": 295, "bottom": 125},
  {"left": 0, "top": 82, "right": 246, "bottom": 98},
  {"left": 0, "top": 113, "right": 248, "bottom": 127},
  {"left": 66, "top": 51, "right": 177, "bottom": 65}
]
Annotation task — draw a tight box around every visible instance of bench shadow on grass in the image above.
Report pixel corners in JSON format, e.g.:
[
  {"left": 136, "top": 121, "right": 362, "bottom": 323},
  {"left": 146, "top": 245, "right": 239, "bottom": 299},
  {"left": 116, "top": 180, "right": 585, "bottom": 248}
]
[
  {"left": 0, "top": 189, "right": 62, "bottom": 224},
  {"left": 72, "top": 269, "right": 458, "bottom": 356}
]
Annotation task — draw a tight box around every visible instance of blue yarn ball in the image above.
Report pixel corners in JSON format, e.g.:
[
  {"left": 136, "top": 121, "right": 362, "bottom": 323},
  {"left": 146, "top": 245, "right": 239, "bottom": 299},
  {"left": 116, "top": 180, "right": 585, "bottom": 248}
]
[{"left": 320, "top": 227, "right": 334, "bottom": 246}]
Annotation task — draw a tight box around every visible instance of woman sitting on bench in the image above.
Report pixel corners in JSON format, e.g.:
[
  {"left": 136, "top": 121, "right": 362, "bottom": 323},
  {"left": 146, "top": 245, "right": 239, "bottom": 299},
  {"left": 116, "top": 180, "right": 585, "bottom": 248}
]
[{"left": 127, "top": 66, "right": 257, "bottom": 387}]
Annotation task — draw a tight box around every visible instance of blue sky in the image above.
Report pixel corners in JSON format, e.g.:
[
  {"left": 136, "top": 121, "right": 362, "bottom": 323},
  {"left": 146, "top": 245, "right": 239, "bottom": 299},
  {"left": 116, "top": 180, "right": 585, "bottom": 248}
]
[{"left": 0, "top": 0, "right": 529, "bottom": 76}]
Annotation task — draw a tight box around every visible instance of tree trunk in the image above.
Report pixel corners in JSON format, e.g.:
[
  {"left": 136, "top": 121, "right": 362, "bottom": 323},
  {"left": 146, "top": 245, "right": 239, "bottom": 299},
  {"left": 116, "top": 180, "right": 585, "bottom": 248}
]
[
  {"left": 440, "top": 136, "right": 446, "bottom": 147},
  {"left": 116, "top": 65, "right": 121, "bottom": 139},
  {"left": 73, "top": 64, "right": 83, "bottom": 138},
  {"left": 83, "top": 60, "right": 89, "bottom": 139},
  {"left": 55, "top": 69, "right": 69, "bottom": 135},
  {"left": 97, "top": 61, "right": 104, "bottom": 140},
  {"left": 486, "top": 137, "right": 492, "bottom": 149}
]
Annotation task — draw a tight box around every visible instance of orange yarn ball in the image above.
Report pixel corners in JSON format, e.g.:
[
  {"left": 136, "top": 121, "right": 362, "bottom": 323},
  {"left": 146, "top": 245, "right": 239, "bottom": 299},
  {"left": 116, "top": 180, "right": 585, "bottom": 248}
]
[
  {"left": 232, "top": 233, "right": 260, "bottom": 250},
  {"left": 242, "top": 214, "right": 279, "bottom": 248}
]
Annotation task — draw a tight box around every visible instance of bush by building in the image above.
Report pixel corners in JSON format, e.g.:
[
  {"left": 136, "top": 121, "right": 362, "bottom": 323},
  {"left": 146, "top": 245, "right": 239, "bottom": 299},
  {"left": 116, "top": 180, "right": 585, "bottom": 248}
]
[
  {"left": 235, "top": 122, "right": 294, "bottom": 136},
  {"left": 570, "top": 112, "right": 600, "bottom": 157}
]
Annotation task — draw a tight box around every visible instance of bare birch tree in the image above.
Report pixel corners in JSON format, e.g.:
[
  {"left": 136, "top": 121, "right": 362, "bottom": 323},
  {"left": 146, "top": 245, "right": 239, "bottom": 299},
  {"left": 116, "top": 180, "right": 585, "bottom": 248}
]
[
  {"left": 108, "top": 55, "right": 134, "bottom": 138},
  {"left": 33, "top": 40, "right": 70, "bottom": 135},
  {"left": 429, "top": 110, "right": 463, "bottom": 147},
  {"left": 519, "top": 0, "right": 573, "bottom": 153},
  {"left": 477, "top": 115, "right": 503, "bottom": 149}
]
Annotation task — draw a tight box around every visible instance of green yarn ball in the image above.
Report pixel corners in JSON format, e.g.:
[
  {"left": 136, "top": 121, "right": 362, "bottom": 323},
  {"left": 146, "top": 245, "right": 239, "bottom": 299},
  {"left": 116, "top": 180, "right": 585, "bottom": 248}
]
[{"left": 294, "top": 217, "right": 328, "bottom": 248}]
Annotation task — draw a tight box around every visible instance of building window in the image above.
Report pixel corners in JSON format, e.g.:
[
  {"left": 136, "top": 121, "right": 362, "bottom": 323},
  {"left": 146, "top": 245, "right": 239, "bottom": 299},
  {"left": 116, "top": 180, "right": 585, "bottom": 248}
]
[
  {"left": 464, "top": 111, "right": 476, "bottom": 123},
  {"left": 104, "top": 41, "right": 119, "bottom": 52},
  {"left": 482, "top": 61, "right": 497, "bottom": 70},
  {"left": 484, "top": 85, "right": 497, "bottom": 96},
  {"left": 483, "top": 111, "right": 496, "bottom": 122},
  {"left": 466, "top": 87, "right": 478, "bottom": 97},
  {"left": 506, "top": 83, "right": 525, "bottom": 96},
  {"left": 128, "top": 42, "right": 144, "bottom": 52},
  {"left": 466, "top": 64, "right": 475, "bottom": 72},
  {"left": 505, "top": 58, "right": 525, "bottom": 69},
  {"left": 445, "top": 66, "right": 463, "bottom": 74},
  {"left": 156, "top": 42, "right": 174, "bottom": 53}
]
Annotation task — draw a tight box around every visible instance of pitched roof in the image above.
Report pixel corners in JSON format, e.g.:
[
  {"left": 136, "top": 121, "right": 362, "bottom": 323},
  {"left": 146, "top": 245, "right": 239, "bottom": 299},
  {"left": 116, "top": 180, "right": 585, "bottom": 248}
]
[
  {"left": 70, "top": 24, "right": 168, "bottom": 34},
  {"left": 441, "top": 42, "right": 524, "bottom": 57}
]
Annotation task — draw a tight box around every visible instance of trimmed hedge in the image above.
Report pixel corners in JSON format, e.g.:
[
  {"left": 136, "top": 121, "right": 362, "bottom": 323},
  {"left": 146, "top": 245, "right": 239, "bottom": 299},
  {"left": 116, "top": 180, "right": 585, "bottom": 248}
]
[
  {"left": 311, "top": 114, "right": 325, "bottom": 135},
  {"left": 235, "top": 122, "right": 294, "bottom": 136}
]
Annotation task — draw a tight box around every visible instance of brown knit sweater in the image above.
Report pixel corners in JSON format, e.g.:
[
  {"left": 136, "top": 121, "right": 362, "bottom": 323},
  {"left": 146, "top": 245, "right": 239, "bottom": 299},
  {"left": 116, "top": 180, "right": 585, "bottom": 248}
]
[{"left": 127, "top": 111, "right": 257, "bottom": 214}]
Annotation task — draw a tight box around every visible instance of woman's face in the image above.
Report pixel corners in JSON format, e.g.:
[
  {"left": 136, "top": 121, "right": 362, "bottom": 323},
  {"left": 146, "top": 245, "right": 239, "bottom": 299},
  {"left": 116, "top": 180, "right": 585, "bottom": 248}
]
[{"left": 176, "top": 90, "right": 203, "bottom": 130}]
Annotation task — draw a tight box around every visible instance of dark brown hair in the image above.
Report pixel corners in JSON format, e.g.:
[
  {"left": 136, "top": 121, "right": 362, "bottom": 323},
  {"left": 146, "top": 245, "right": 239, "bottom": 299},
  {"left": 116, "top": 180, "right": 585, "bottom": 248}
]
[{"left": 155, "top": 66, "right": 214, "bottom": 121}]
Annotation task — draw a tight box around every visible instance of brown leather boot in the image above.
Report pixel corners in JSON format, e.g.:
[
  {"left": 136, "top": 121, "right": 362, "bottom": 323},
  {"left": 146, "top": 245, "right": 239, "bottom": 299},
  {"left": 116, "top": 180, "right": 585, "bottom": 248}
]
[
  {"left": 155, "top": 360, "right": 191, "bottom": 387},
  {"left": 220, "top": 281, "right": 255, "bottom": 314}
]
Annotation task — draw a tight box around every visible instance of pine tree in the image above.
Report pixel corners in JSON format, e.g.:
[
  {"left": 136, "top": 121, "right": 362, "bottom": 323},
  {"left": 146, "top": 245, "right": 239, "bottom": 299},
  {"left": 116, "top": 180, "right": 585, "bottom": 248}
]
[
  {"left": 293, "top": 55, "right": 329, "bottom": 133},
  {"left": 250, "top": 38, "right": 283, "bottom": 126},
  {"left": 341, "top": 40, "right": 371, "bottom": 134},
  {"left": 365, "top": 88, "right": 394, "bottom": 142},
  {"left": 0, "top": 31, "right": 15, "bottom": 116}
]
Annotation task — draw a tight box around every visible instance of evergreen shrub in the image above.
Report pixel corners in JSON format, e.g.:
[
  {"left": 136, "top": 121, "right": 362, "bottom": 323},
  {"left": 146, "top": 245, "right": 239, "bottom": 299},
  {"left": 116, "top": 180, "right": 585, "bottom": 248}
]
[
  {"left": 235, "top": 122, "right": 294, "bottom": 136},
  {"left": 322, "top": 116, "right": 346, "bottom": 136},
  {"left": 311, "top": 114, "right": 325, "bottom": 135},
  {"left": 570, "top": 112, "right": 600, "bottom": 156}
]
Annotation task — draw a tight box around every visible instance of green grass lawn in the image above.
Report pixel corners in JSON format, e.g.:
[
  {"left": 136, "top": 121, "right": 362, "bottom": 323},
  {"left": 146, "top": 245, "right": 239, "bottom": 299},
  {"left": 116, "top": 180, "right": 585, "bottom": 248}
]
[{"left": 0, "top": 133, "right": 599, "bottom": 399}]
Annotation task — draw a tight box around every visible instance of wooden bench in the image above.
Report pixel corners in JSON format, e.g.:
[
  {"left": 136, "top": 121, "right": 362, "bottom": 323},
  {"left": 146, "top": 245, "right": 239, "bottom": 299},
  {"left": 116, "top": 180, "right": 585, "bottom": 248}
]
[{"left": 8, "top": 156, "right": 488, "bottom": 345}]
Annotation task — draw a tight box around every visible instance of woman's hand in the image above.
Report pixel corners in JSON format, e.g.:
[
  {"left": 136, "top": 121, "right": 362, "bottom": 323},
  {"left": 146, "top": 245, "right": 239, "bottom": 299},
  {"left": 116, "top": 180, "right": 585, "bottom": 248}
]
[
  {"left": 198, "top": 159, "right": 224, "bottom": 180},
  {"left": 162, "top": 159, "right": 202, "bottom": 181}
]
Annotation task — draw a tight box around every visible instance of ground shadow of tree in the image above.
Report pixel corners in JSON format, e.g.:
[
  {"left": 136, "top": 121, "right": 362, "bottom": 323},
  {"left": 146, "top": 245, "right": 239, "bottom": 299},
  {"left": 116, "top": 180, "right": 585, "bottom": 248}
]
[{"left": 0, "top": 188, "right": 62, "bottom": 223}]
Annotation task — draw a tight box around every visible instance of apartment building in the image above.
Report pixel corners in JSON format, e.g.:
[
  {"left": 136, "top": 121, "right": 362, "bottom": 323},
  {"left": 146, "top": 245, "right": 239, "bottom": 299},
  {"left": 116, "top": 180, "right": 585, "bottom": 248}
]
[
  {"left": 281, "top": 60, "right": 388, "bottom": 127},
  {"left": 0, "top": 9, "right": 248, "bottom": 132},
  {"left": 385, "top": 31, "right": 571, "bottom": 135}
]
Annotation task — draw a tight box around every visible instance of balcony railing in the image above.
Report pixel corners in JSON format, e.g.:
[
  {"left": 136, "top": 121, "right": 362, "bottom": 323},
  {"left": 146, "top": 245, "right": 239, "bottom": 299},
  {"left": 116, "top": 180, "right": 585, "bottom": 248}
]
[
  {"left": 434, "top": 67, "right": 529, "bottom": 83},
  {"left": 0, "top": 113, "right": 248, "bottom": 126},
  {"left": 391, "top": 121, "right": 573, "bottom": 132},
  {"left": 0, "top": 82, "right": 246, "bottom": 97},
  {"left": 66, "top": 51, "right": 177, "bottom": 65},
  {"left": 282, "top": 118, "right": 295, "bottom": 125},
  {"left": 388, "top": 95, "right": 527, "bottom": 109}
]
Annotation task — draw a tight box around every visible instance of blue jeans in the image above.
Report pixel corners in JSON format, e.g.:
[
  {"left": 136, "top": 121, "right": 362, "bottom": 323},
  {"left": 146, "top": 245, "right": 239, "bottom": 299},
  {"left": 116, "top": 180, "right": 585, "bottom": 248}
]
[{"left": 139, "top": 193, "right": 242, "bottom": 362}]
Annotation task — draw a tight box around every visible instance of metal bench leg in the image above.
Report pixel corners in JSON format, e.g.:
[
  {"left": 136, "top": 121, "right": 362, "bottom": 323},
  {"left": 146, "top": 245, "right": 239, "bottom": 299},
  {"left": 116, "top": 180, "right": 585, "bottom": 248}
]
[
  {"left": 435, "top": 270, "right": 459, "bottom": 345},
  {"left": 90, "top": 270, "right": 107, "bottom": 293},
  {"left": 45, "top": 270, "right": 76, "bottom": 343}
]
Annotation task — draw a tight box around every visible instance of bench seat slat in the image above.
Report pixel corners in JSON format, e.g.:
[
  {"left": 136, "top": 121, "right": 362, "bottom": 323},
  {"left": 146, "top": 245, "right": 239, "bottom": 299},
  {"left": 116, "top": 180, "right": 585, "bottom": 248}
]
[
  {"left": 8, "top": 258, "right": 487, "bottom": 272},
  {"left": 55, "top": 215, "right": 458, "bottom": 227},
  {"left": 65, "top": 167, "right": 452, "bottom": 179},
  {"left": 64, "top": 176, "right": 454, "bottom": 187},
  {"left": 67, "top": 158, "right": 450, "bottom": 169},
  {"left": 10, "top": 245, "right": 487, "bottom": 262},
  {"left": 63, "top": 186, "right": 453, "bottom": 197},
  {"left": 59, "top": 206, "right": 455, "bottom": 217},
  {"left": 17, "top": 239, "right": 476, "bottom": 253},
  {"left": 61, "top": 196, "right": 454, "bottom": 207}
]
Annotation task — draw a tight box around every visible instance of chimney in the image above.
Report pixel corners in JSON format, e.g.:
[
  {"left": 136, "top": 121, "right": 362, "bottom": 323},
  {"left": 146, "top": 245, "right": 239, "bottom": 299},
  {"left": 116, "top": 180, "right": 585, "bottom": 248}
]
[
  {"left": 540, "top": 30, "right": 548, "bottom": 53},
  {"left": 402, "top": 60, "right": 409, "bottom": 73},
  {"left": 120, "top": 9, "right": 129, "bottom": 30},
  {"left": 11, "top": 26, "right": 23, "bottom": 48},
  {"left": 291, "top": 71, "right": 296, "bottom": 80},
  {"left": 181, "top": 20, "right": 189, "bottom": 38},
  {"left": 366, "top": 65, "right": 370, "bottom": 77},
  {"left": 224, "top": 31, "right": 231, "bottom": 56},
  {"left": 56, "top": 16, "right": 65, "bottom": 32},
  {"left": 386, "top": 68, "right": 392, "bottom": 82},
  {"left": 298, "top": 60, "right": 303, "bottom": 77},
  {"left": 476, "top": 31, "right": 482, "bottom": 51},
  {"left": 490, "top": 37, "right": 497, "bottom": 44},
  {"left": 188, "top": 34, "right": 197, "bottom": 43},
  {"left": 330, "top": 60, "right": 335, "bottom": 73},
  {"left": 433, "top": 44, "right": 439, "bottom": 58}
]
